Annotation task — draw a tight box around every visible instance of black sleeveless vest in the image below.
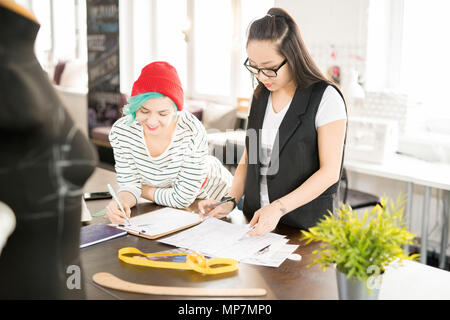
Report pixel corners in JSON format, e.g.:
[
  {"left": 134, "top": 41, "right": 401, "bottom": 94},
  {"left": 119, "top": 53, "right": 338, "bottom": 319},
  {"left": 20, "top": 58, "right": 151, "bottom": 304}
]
[{"left": 243, "top": 81, "right": 347, "bottom": 230}]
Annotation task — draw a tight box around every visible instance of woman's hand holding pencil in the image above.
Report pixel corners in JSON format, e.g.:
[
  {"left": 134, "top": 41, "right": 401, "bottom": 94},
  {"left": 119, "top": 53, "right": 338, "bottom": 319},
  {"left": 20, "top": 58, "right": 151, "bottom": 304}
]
[
  {"left": 105, "top": 197, "right": 132, "bottom": 225},
  {"left": 105, "top": 185, "right": 135, "bottom": 225}
]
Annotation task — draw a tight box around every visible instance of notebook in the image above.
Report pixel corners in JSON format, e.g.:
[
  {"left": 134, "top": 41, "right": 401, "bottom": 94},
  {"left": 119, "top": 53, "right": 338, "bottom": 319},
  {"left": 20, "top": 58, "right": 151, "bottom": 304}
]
[
  {"left": 115, "top": 207, "right": 202, "bottom": 240},
  {"left": 80, "top": 224, "right": 127, "bottom": 248}
]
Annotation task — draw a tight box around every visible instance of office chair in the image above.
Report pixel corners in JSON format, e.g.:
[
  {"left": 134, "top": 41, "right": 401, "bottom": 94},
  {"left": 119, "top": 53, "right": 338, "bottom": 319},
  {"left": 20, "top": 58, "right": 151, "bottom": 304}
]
[{"left": 339, "top": 167, "right": 381, "bottom": 210}]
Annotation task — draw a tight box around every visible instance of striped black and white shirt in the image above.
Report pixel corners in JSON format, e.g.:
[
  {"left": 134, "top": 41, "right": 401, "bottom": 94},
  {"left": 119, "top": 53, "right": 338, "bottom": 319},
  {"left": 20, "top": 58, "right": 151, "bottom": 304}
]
[{"left": 109, "top": 111, "right": 233, "bottom": 208}]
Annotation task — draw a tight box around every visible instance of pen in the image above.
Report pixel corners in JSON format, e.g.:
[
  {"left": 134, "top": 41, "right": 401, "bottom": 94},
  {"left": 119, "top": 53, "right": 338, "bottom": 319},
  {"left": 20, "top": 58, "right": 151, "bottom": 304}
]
[
  {"left": 237, "top": 226, "right": 256, "bottom": 241},
  {"left": 107, "top": 184, "right": 132, "bottom": 225},
  {"left": 256, "top": 244, "right": 271, "bottom": 255}
]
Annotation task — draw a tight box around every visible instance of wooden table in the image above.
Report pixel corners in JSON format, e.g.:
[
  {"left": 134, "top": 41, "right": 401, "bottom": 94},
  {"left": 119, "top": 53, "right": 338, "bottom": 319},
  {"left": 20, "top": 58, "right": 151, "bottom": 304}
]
[{"left": 81, "top": 168, "right": 338, "bottom": 300}]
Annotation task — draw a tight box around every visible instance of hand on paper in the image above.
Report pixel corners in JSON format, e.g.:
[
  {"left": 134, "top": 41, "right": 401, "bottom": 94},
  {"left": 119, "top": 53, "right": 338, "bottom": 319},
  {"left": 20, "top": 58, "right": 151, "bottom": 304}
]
[
  {"left": 197, "top": 199, "right": 234, "bottom": 220},
  {"left": 247, "top": 203, "right": 283, "bottom": 236},
  {"left": 105, "top": 197, "right": 131, "bottom": 224}
]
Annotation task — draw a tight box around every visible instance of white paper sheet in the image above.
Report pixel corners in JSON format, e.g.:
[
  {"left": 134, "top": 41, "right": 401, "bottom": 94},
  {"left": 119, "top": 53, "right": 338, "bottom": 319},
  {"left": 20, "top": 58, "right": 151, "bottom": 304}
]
[
  {"left": 119, "top": 207, "right": 201, "bottom": 236},
  {"left": 158, "top": 218, "right": 252, "bottom": 255},
  {"left": 158, "top": 218, "right": 294, "bottom": 266},
  {"left": 241, "top": 243, "right": 299, "bottom": 268}
]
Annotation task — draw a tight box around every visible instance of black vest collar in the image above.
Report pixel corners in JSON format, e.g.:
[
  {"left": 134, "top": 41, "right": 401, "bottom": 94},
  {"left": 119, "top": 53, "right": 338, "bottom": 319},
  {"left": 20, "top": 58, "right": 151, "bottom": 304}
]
[{"left": 253, "top": 83, "right": 316, "bottom": 156}]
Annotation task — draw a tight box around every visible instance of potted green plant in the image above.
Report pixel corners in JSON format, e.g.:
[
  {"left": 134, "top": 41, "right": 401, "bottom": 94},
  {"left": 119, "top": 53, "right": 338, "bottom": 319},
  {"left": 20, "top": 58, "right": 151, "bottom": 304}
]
[{"left": 301, "top": 194, "right": 419, "bottom": 300}]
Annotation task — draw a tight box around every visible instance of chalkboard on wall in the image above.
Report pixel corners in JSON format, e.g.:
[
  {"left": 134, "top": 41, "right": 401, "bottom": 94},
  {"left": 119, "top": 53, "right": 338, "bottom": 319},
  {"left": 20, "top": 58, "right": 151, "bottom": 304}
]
[{"left": 86, "top": 0, "right": 122, "bottom": 133}]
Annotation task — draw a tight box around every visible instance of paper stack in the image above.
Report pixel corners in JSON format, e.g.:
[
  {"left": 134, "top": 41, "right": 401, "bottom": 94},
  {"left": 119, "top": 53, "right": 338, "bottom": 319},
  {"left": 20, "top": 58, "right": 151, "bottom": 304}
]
[{"left": 158, "top": 218, "right": 299, "bottom": 267}]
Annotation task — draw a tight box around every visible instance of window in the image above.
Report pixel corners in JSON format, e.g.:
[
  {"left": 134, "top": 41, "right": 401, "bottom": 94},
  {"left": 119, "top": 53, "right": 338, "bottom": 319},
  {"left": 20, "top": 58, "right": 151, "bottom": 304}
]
[
  {"left": 400, "top": 0, "right": 450, "bottom": 116},
  {"left": 191, "top": 0, "right": 273, "bottom": 102},
  {"left": 190, "top": 0, "right": 273, "bottom": 103},
  {"left": 154, "top": 0, "right": 188, "bottom": 91},
  {"left": 131, "top": 0, "right": 273, "bottom": 104},
  {"left": 192, "top": 0, "right": 233, "bottom": 99},
  {"left": 30, "top": 0, "right": 52, "bottom": 70},
  {"left": 366, "top": 0, "right": 450, "bottom": 120},
  {"left": 76, "top": 0, "right": 88, "bottom": 62},
  {"left": 24, "top": 0, "right": 275, "bottom": 105},
  {"left": 239, "top": 0, "right": 274, "bottom": 98},
  {"left": 53, "top": 0, "right": 77, "bottom": 62},
  {"left": 17, "top": 0, "right": 87, "bottom": 74}
]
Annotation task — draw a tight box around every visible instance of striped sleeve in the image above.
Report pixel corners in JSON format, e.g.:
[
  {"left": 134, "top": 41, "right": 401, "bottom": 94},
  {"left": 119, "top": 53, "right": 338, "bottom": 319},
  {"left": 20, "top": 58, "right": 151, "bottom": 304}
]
[
  {"left": 153, "top": 128, "right": 209, "bottom": 208},
  {"left": 109, "top": 123, "right": 142, "bottom": 204}
]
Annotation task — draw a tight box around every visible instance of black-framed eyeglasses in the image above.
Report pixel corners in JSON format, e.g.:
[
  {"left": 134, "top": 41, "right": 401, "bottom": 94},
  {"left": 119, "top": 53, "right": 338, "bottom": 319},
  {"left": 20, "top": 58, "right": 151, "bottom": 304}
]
[{"left": 243, "top": 58, "right": 288, "bottom": 78}]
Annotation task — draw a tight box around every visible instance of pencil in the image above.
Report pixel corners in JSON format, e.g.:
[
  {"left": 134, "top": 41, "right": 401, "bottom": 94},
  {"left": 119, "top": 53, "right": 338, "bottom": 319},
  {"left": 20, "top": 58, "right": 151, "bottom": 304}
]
[
  {"left": 107, "top": 184, "right": 132, "bottom": 225},
  {"left": 194, "top": 198, "right": 235, "bottom": 214}
]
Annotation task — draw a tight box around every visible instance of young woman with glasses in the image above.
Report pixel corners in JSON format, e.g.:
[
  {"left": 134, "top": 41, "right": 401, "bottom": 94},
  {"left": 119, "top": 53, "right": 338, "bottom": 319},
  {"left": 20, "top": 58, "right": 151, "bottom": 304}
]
[{"left": 199, "top": 7, "right": 347, "bottom": 236}]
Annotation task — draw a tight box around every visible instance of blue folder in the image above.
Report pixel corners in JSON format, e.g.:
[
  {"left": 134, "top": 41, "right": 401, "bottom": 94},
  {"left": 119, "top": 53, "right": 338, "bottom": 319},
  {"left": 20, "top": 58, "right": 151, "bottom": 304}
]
[{"left": 80, "top": 224, "right": 127, "bottom": 248}]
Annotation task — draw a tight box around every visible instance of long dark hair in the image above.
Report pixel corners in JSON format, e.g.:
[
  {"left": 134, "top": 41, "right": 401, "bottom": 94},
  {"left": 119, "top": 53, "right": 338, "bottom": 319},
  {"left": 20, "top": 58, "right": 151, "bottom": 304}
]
[{"left": 247, "top": 7, "right": 336, "bottom": 97}]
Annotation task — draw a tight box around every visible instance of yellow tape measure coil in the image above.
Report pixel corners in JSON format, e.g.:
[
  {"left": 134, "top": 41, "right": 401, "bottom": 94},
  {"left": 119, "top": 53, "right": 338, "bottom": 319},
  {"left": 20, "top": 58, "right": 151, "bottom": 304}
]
[{"left": 118, "top": 247, "right": 238, "bottom": 275}]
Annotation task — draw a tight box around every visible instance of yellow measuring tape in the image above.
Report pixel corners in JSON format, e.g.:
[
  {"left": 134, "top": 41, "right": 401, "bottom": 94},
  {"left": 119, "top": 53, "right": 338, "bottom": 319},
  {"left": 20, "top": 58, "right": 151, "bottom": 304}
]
[{"left": 118, "top": 247, "right": 238, "bottom": 275}]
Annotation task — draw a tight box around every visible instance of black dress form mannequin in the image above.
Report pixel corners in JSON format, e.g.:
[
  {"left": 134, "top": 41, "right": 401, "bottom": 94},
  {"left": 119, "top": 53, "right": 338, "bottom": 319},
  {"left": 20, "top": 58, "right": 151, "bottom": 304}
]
[{"left": 0, "top": 2, "right": 97, "bottom": 299}]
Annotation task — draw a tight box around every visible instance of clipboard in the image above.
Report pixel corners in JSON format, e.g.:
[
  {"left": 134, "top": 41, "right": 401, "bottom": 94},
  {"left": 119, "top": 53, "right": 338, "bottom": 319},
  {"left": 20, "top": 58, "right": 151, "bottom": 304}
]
[
  {"left": 114, "top": 207, "right": 202, "bottom": 240},
  {"left": 118, "top": 221, "right": 201, "bottom": 240}
]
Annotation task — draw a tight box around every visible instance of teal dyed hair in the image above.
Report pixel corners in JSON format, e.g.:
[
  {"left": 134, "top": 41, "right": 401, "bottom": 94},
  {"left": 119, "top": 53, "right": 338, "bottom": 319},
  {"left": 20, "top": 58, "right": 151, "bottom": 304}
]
[{"left": 123, "top": 92, "right": 178, "bottom": 125}]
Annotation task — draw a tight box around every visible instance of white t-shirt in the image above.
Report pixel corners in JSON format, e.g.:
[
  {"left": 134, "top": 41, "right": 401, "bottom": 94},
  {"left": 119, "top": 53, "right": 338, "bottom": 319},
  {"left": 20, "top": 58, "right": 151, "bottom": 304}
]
[{"left": 259, "top": 85, "right": 347, "bottom": 207}]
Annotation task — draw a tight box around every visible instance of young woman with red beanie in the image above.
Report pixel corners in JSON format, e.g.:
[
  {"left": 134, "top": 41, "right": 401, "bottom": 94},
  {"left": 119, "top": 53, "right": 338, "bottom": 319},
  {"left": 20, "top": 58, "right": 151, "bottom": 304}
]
[
  {"left": 199, "top": 8, "right": 347, "bottom": 236},
  {"left": 105, "top": 61, "right": 232, "bottom": 224}
]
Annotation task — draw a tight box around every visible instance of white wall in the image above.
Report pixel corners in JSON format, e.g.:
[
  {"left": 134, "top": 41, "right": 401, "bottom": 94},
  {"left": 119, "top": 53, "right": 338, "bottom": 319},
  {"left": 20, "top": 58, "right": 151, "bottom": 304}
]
[
  {"left": 274, "top": 0, "right": 369, "bottom": 93},
  {"left": 275, "top": 0, "right": 369, "bottom": 47},
  {"left": 55, "top": 86, "right": 89, "bottom": 137}
]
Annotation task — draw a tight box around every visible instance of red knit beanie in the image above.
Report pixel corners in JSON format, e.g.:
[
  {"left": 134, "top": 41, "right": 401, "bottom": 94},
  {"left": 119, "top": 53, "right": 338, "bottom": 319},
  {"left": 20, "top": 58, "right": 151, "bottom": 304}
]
[{"left": 131, "top": 61, "right": 184, "bottom": 111}]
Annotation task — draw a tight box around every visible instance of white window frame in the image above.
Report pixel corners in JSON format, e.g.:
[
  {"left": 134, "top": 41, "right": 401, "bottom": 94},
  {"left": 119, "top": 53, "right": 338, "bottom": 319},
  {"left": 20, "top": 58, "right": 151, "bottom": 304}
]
[
  {"left": 19, "top": 0, "right": 85, "bottom": 74},
  {"left": 184, "top": 0, "right": 242, "bottom": 105},
  {"left": 366, "top": 0, "right": 450, "bottom": 141},
  {"left": 27, "top": 0, "right": 265, "bottom": 106},
  {"left": 365, "top": 0, "right": 404, "bottom": 91}
]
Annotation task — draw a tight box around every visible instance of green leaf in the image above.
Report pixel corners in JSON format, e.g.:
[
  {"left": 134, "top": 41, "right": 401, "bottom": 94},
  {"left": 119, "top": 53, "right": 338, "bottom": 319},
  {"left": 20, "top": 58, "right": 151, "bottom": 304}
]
[{"left": 302, "top": 194, "right": 417, "bottom": 290}]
